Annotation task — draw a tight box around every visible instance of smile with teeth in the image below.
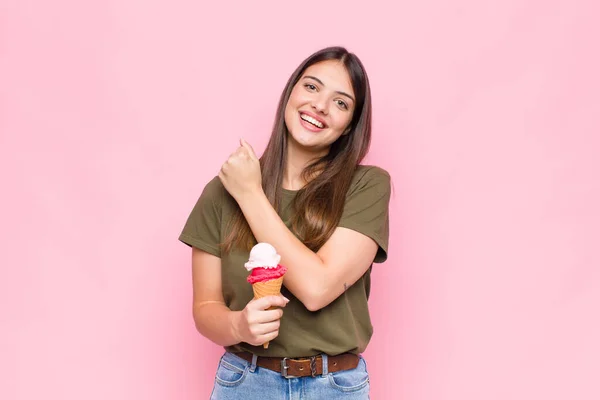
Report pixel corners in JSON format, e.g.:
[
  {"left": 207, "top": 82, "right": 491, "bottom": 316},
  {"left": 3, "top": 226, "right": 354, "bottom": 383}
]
[{"left": 300, "top": 113, "right": 325, "bottom": 129}]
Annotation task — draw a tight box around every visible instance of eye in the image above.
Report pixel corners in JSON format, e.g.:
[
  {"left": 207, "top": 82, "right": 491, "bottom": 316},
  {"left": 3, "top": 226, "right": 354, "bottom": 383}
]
[
  {"left": 336, "top": 99, "right": 349, "bottom": 110},
  {"left": 304, "top": 83, "right": 317, "bottom": 91}
]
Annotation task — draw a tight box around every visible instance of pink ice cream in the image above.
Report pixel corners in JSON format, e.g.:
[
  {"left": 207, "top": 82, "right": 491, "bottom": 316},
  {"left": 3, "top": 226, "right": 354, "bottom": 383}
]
[
  {"left": 244, "top": 243, "right": 287, "bottom": 283},
  {"left": 247, "top": 265, "right": 287, "bottom": 284}
]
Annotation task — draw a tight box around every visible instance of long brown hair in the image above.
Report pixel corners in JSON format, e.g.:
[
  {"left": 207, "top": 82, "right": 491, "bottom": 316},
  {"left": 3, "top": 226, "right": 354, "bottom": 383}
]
[{"left": 222, "top": 46, "right": 372, "bottom": 253}]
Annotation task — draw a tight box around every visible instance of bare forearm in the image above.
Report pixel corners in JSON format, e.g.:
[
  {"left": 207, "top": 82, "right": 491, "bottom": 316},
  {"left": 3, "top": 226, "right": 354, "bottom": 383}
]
[
  {"left": 193, "top": 303, "right": 241, "bottom": 347},
  {"left": 236, "top": 190, "right": 328, "bottom": 304}
]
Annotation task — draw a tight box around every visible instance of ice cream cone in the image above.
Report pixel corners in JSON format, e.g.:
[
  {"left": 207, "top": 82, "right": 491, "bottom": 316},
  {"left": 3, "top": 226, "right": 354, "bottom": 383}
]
[
  {"left": 245, "top": 243, "right": 287, "bottom": 350},
  {"left": 252, "top": 276, "right": 284, "bottom": 348},
  {"left": 252, "top": 276, "right": 284, "bottom": 300}
]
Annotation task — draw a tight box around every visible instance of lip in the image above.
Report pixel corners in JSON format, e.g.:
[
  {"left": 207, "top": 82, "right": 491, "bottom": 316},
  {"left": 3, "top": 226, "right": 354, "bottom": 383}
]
[{"left": 299, "top": 111, "right": 328, "bottom": 129}]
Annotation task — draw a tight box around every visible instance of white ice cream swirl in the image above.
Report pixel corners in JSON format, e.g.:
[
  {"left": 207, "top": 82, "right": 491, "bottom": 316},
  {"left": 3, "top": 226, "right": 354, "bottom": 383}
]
[{"left": 244, "top": 242, "right": 281, "bottom": 271}]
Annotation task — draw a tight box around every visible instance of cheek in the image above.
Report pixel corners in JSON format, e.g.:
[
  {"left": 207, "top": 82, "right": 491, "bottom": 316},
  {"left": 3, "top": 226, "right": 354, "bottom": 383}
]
[
  {"left": 284, "top": 101, "right": 294, "bottom": 126},
  {"left": 284, "top": 90, "right": 301, "bottom": 118},
  {"left": 287, "top": 85, "right": 304, "bottom": 104},
  {"left": 332, "top": 112, "right": 353, "bottom": 133}
]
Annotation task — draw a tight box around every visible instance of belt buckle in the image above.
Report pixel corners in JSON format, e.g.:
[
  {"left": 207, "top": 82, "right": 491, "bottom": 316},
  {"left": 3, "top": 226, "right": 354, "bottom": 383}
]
[
  {"left": 281, "top": 356, "right": 318, "bottom": 378},
  {"left": 281, "top": 357, "right": 294, "bottom": 378}
]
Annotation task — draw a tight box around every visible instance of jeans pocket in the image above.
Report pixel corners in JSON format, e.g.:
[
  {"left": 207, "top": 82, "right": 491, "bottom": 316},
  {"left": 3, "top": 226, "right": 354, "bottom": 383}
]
[
  {"left": 327, "top": 357, "right": 370, "bottom": 392},
  {"left": 214, "top": 355, "right": 249, "bottom": 387}
]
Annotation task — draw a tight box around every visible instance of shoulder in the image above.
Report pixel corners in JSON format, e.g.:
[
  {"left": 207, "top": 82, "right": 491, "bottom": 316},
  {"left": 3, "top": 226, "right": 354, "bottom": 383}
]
[
  {"left": 200, "top": 175, "right": 228, "bottom": 201},
  {"left": 191, "top": 175, "right": 234, "bottom": 213},
  {"left": 353, "top": 165, "right": 391, "bottom": 181},
  {"left": 348, "top": 165, "right": 391, "bottom": 193}
]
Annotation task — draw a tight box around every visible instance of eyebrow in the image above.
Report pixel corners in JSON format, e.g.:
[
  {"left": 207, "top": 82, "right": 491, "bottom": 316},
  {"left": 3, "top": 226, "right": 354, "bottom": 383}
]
[{"left": 303, "top": 75, "right": 355, "bottom": 103}]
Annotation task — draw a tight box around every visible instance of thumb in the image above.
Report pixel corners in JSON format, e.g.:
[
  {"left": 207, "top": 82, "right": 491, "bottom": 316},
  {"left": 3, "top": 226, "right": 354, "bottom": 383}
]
[{"left": 240, "top": 138, "right": 258, "bottom": 160}]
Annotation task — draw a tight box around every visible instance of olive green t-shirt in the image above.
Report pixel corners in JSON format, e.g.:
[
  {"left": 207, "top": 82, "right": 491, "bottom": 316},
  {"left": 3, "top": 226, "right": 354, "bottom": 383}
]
[{"left": 179, "top": 165, "right": 391, "bottom": 358}]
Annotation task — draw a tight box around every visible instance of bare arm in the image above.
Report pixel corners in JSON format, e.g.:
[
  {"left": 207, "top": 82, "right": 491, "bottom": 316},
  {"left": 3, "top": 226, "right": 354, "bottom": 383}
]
[
  {"left": 191, "top": 247, "right": 288, "bottom": 346},
  {"left": 191, "top": 248, "right": 238, "bottom": 346},
  {"left": 234, "top": 192, "right": 378, "bottom": 311}
]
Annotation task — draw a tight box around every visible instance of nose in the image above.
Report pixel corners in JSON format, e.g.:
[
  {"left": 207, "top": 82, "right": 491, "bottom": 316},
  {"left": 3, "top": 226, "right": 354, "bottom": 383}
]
[{"left": 311, "top": 93, "right": 328, "bottom": 115}]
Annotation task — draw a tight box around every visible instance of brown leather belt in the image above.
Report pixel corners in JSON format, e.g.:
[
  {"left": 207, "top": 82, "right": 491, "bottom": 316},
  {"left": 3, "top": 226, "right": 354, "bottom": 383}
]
[{"left": 234, "top": 351, "right": 359, "bottom": 378}]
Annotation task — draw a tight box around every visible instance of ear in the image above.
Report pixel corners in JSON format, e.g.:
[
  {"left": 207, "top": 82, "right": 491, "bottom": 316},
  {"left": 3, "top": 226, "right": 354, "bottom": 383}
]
[{"left": 342, "top": 126, "right": 352, "bottom": 136}]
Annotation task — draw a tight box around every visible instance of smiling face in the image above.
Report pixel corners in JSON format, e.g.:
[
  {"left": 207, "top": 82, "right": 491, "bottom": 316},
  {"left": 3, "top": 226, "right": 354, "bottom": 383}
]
[{"left": 284, "top": 60, "right": 356, "bottom": 156}]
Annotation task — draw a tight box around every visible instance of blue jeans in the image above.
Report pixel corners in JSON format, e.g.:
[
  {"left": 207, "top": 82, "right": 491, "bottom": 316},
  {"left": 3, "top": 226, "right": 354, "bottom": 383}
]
[{"left": 210, "top": 351, "right": 370, "bottom": 399}]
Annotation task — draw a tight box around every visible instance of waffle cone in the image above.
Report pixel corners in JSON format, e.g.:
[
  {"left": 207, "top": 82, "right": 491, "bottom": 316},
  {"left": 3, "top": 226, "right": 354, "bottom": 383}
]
[
  {"left": 252, "top": 276, "right": 284, "bottom": 299},
  {"left": 251, "top": 276, "right": 284, "bottom": 349}
]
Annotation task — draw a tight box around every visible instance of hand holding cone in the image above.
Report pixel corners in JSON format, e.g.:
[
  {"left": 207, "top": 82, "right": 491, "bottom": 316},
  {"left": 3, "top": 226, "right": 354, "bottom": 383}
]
[{"left": 244, "top": 243, "right": 287, "bottom": 349}]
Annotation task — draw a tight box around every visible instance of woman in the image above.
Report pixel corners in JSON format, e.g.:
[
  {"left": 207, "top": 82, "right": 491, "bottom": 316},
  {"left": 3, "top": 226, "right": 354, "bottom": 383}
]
[{"left": 179, "top": 46, "right": 391, "bottom": 399}]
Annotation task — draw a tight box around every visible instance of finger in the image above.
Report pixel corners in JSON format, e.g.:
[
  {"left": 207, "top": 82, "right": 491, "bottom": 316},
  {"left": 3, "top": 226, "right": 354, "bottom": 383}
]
[
  {"left": 234, "top": 146, "right": 245, "bottom": 156},
  {"left": 254, "top": 308, "right": 284, "bottom": 324},
  {"left": 240, "top": 138, "right": 258, "bottom": 160},
  {"left": 230, "top": 145, "right": 242, "bottom": 156},
  {"left": 219, "top": 164, "right": 228, "bottom": 176},
  {"left": 251, "top": 320, "right": 280, "bottom": 336},
  {"left": 251, "top": 295, "right": 289, "bottom": 310},
  {"left": 230, "top": 144, "right": 248, "bottom": 158},
  {"left": 230, "top": 148, "right": 249, "bottom": 163},
  {"left": 257, "top": 330, "right": 280, "bottom": 345}
]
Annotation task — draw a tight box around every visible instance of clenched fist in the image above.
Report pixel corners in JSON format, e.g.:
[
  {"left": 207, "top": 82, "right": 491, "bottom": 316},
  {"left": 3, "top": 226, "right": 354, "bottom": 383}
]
[{"left": 219, "top": 138, "right": 262, "bottom": 202}]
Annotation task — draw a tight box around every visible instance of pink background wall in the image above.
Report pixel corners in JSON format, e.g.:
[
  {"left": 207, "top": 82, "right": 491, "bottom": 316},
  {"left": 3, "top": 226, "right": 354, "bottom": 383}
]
[{"left": 2, "top": 0, "right": 599, "bottom": 399}]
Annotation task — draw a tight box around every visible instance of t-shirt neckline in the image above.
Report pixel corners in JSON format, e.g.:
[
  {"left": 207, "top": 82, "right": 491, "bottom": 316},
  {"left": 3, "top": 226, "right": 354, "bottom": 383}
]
[{"left": 281, "top": 187, "right": 300, "bottom": 196}]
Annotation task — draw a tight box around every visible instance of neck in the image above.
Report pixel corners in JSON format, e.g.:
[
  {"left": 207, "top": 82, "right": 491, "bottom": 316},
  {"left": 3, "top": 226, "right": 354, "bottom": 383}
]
[{"left": 282, "top": 139, "right": 327, "bottom": 190}]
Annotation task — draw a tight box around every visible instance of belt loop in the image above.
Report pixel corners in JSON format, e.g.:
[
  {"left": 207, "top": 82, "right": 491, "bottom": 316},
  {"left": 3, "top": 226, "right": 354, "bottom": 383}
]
[
  {"left": 249, "top": 353, "right": 258, "bottom": 373},
  {"left": 321, "top": 354, "right": 328, "bottom": 376}
]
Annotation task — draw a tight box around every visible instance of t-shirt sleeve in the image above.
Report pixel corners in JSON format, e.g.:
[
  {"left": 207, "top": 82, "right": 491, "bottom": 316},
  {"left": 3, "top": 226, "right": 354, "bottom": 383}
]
[
  {"left": 338, "top": 166, "right": 391, "bottom": 263},
  {"left": 178, "top": 177, "right": 223, "bottom": 258}
]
